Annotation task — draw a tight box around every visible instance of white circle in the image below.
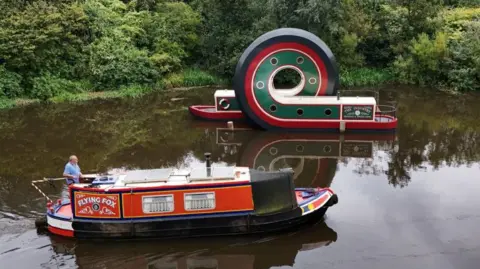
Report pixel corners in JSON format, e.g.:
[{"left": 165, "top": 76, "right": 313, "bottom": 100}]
[
  {"left": 309, "top": 77, "right": 317, "bottom": 84},
  {"left": 256, "top": 81, "right": 265, "bottom": 89},
  {"left": 355, "top": 110, "right": 360, "bottom": 116},
  {"left": 296, "top": 57, "right": 304, "bottom": 64},
  {"left": 257, "top": 166, "right": 266, "bottom": 171},
  {"left": 269, "top": 147, "right": 278, "bottom": 155}
]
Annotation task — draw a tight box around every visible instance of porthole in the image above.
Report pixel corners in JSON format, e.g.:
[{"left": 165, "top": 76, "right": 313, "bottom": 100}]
[
  {"left": 270, "top": 57, "right": 278, "bottom": 65},
  {"left": 323, "top": 145, "right": 332, "bottom": 153},
  {"left": 270, "top": 104, "right": 277, "bottom": 112},
  {"left": 269, "top": 147, "right": 278, "bottom": 156},
  {"left": 297, "top": 108, "right": 304, "bottom": 116},
  {"left": 324, "top": 108, "right": 332, "bottom": 116},
  {"left": 296, "top": 57, "right": 304, "bottom": 64},
  {"left": 296, "top": 145, "right": 304, "bottom": 152},
  {"left": 256, "top": 81, "right": 265, "bottom": 89}
]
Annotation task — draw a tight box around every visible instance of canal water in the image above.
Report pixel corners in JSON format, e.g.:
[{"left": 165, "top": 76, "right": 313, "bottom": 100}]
[{"left": 0, "top": 86, "right": 479, "bottom": 269}]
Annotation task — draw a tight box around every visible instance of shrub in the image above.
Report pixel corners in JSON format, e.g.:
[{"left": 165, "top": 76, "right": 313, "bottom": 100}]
[{"left": 0, "top": 65, "right": 22, "bottom": 98}]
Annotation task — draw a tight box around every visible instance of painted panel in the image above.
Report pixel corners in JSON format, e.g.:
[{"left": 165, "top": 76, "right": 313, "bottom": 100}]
[
  {"left": 301, "top": 193, "right": 329, "bottom": 215},
  {"left": 259, "top": 103, "right": 340, "bottom": 119},
  {"left": 73, "top": 192, "right": 121, "bottom": 219},
  {"left": 122, "top": 185, "right": 254, "bottom": 218},
  {"left": 342, "top": 105, "right": 374, "bottom": 120}
]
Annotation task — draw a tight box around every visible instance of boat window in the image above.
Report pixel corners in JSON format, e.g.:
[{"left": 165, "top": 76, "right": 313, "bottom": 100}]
[
  {"left": 184, "top": 192, "right": 215, "bottom": 211},
  {"left": 142, "top": 195, "right": 174, "bottom": 213}
]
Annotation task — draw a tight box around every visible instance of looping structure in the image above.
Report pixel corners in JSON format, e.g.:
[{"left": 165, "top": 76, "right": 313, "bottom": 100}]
[{"left": 233, "top": 28, "right": 340, "bottom": 130}]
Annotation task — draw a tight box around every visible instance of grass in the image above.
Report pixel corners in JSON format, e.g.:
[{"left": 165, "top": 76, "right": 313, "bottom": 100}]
[
  {"left": 0, "top": 69, "right": 227, "bottom": 109},
  {"left": 163, "top": 69, "right": 229, "bottom": 88},
  {"left": 340, "top": 67, "right": 396, "bottom": 87},
  {"left": 0, "top": 67, "right": 398, "bottom": 110}
]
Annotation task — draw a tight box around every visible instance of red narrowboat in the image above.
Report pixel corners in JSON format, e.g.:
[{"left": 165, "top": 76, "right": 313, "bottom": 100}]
[{"left": 41, "top": 158, "right": 338, "bottom": 239}]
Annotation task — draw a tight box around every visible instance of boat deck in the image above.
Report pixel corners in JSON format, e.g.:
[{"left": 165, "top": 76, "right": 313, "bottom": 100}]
[{"left": 76, "top": 166, "right": 252, "bottom": 190}]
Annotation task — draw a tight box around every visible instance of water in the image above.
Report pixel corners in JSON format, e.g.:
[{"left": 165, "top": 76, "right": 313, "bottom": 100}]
[{"left": 1, "top": 86, "right": 480, "bottom": 269}]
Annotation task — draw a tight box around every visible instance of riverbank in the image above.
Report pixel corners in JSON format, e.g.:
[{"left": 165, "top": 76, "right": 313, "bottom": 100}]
[{"left": 0, "top": 67, "right": 395, "bottom": 110}]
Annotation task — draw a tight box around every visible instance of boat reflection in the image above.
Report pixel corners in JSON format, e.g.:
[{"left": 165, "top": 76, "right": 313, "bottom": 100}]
[
  {"left": 210, "top": 125, "right": 396, "bottom": 187},
  {"left": 49, "top": 219, "right": 337, "bottom": 269}
]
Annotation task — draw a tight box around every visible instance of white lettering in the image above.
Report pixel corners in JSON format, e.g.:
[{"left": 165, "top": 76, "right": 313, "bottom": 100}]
[{"left": 77, "top": 196, "right": 116, "bottom": 208}]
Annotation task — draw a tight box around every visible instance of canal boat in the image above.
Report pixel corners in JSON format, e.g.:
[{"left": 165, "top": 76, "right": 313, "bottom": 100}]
[
  {"left": 189, "top": 28, "right": 398, "bottom": 132},
  {"left": 40, "top": 157, "right": 338, "bottom": 239}
]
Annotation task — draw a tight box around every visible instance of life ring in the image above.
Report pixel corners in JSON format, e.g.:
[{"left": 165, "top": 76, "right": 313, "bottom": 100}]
[{"left": 218, "top": 98, "right": 231, "bottom": 110}]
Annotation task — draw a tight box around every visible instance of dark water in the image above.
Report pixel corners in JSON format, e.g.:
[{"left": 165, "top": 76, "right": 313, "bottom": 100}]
[{"left": 1, "top": 86, "right": 480, "bottom": 269}]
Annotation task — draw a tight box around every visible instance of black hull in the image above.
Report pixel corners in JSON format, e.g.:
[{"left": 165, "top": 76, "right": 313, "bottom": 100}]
[{"left": 72, "top": 200, "right": 333, "bottom": 239}]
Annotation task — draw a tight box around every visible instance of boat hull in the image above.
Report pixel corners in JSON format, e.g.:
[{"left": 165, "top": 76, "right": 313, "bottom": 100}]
[
  {"left": 189, "top": 105, "right": 397, "bottom": 132},
  {"left": 189, "top": 105, "right": 245, "bottom": 122},
  {"left": 46, "top": 188, "right": 337, "bottom": 239}
]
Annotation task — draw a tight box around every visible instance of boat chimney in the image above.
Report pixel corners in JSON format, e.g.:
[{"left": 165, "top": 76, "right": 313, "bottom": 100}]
[
  {"left": 205, "top": 152, "right": 212, "bottom": 177},
  {"left": 337, "top": 90, "right": 340, "bottom": 100}
]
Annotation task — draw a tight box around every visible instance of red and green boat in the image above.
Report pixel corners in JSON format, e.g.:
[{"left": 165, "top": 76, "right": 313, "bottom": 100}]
[{"left": 189, "top": 28, "right": 397, "bottom": 132}]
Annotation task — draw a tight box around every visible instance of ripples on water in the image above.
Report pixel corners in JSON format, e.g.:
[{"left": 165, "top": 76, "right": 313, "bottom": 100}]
[{"left": 1, "top": 86, "right": 480, "bottom": 269}]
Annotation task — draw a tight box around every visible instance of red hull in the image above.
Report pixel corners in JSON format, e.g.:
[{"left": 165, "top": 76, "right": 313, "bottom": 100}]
[
  {"left": 189, "top": 105, "right": 397, "bottom": 130},
  {"left": 189, "top": 105, "right": 245, "bottom": 121}
]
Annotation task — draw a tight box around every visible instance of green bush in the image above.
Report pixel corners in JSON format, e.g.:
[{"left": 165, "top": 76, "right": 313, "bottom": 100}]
[
  {"left": 393, "top": 32, "right": 448, "bottom": 86},
  {"left": 0, "top": 65, "right": 22, "bottom": 98},
  {"left": 445, "top": 23, "right": 480, "bottom": 91},
  {"left": 31, "top": 74, "right": 85, "bottom": 101},
  {"left": 88, "top": 35, "right": 159, "bottom": 89}
]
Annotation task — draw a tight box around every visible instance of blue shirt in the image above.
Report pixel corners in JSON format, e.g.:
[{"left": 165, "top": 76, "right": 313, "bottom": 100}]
[{"left": 64, "top": 162, "right": 81, "bottom": 184}]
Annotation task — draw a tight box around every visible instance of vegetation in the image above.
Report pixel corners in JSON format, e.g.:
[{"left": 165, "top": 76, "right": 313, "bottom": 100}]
[{"left": 0, "top": 0, "right": 478, "bottom": 107}]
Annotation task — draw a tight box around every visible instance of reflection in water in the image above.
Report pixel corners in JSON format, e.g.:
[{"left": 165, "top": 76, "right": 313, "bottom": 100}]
[
  {"left": 48, "top": 220, "right": 337, "bottom": 269},
  {"left": 1, "top": 86, "right": 480, "bottom": 268},
  {"left": 209, "top": 127, "right": 397, "bottom": 187}
]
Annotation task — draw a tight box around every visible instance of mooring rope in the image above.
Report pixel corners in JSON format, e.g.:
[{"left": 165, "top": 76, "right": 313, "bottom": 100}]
[{"left": 31, "top": 177, "right": 65, "bottom": 202}]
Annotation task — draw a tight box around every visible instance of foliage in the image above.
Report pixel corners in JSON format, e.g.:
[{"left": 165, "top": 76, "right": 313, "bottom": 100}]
[
  {"left": 0, "top": 65, "right": 22, "bottom": 98},
  {"left": 0, "top": 0, "right": 479, "bottom": 102},
  {"left": 163, "top": 69, "right": 227, "bottom": 88},
  {"left": 340, "top": 68, "right": 395, "bottom": 87},
  {"left": 445, "top": 23, "right": 480, "bottom": 91},
  {"left": 393, "top": 32, "right": 449, "bottom": 86}
]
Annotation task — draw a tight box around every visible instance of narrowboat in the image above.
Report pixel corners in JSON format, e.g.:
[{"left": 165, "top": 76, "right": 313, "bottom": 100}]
[
  {"left": 40, "top": 156, "right": 338, "bottom": 239},
  {"left": 189, "top": 28, "right": 398, "bottom": 132}
]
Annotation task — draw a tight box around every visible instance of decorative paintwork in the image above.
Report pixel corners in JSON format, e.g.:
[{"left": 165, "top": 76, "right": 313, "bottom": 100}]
[
  {"left": 121, "top": 185, "right": 254, "bottom": 218},
  {"left": 300, "top": 191, "right": 331, "bottom": 215},
  {"left": 342, "top": 105, "right": 374, "bottom": 120},
  {"left": 73, "top": 192, "right": 121, "bottom": 219},
  {"left": 253, "top": 50, "right": 320, "bottom": 97}
]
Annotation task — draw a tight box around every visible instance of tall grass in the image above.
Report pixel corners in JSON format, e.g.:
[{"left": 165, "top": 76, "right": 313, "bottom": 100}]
[
  {"left": 340, "top": 68, "right": 395, "bottom": 87},
  {"left": 163, "top": 69, "right": 228, "bottom": 88}
]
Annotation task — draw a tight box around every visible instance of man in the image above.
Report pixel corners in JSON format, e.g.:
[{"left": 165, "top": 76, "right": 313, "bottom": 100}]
[{"left": 63, "top": 155, "right": 82, "bottom": 185}]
